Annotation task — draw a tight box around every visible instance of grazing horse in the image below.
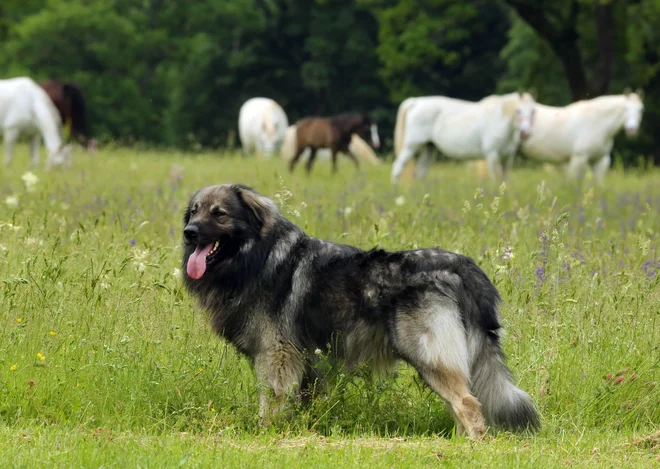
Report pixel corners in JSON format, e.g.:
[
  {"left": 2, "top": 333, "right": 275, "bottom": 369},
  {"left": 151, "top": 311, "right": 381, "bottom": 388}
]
[
  {"left": 238, "top": 97, "right": 288, "bottom": 158},
  {"left": 281, "top": 125, "right": 381, "bottom": 166},
  {"left": 520, "top": 89, "right": 644, "bottom": 185},
  {"left": 40, "top": 79, "right": 96, "bottom": 152},
  {"left": 391, "top": 92, "right": 536, "bottom": 183},
  {"left": 0, "top": 77, "right": 71, "bottom": 169},
  {"left": 289, "top": 112, "right": 380, "bottom": 175}
]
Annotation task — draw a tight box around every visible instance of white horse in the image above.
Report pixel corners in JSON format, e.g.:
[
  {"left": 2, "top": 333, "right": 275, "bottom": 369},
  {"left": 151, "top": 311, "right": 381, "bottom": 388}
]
[
  {"left": 520, "top": 89, "right": 644, "bottom": 184},
  {"left": 391, "top": 92, "right": 536, "bottom": 183},
  {"left": 238, "top": 97, "right": 288, "bottom": 158},
  {"left": 0, "top": 77, "right": 71, "bottom": 169},
  {"left": 280, "top": 125, "right": 381, "bottom": 166}
]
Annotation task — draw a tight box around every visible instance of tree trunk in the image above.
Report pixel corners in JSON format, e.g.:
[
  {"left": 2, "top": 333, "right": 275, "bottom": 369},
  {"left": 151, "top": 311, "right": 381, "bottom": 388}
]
[
  {"left": 551, "top": 29, "right": 588, "bottom": 100},
  {"left": 506, "top": 0, "right": 601, "bottom": 101},
  {"left": 592, "top": 0, "right": 614, "bottom": 96}
]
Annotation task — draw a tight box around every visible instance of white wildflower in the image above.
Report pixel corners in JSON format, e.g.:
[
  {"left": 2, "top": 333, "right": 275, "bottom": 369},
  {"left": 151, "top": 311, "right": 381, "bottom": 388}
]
[
  {"left": 132, "top": 249, "right": 149, "bottom": 261},
  {"left": 501, "top": 247, "right": 514, "bottom": 262},
  {"left": 5, "top": 195, "right": 19, "bottom": 208},
  {"left": 0, "top": 222, "right": 22, "bottom": 232},
  {"left": 395, "top": 196, "right": 405, "bottom": 206},
  {"left": 21, "top": 171, "right": 39, "bottom": 192},
  {"left": 343, "top": 207, "right": 353, "bottom": 217},
  {"left": 172, "top": 268, "right": 182, "bottom": 278}
]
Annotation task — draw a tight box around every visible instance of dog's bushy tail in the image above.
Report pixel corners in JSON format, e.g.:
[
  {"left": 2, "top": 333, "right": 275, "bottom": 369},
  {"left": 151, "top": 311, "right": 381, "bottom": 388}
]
[
  {"left": 469, "top": 332, "right": 540, "bottom": 432},
  {"left": 459, "top": 257, "right": 540, "bottom": 432}
]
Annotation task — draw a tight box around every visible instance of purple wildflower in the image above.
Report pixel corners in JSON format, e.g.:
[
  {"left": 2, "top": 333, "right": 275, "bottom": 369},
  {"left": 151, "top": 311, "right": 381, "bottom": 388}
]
[
  {"left": 536, "top": 266, "right": 545, "bottom": 283},
  {"left": 129, "top": 238, "right": 136, "bottom": 246}
]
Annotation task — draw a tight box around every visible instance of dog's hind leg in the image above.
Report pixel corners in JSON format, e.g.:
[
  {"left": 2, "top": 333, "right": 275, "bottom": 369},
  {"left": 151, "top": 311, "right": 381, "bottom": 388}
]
[
  {"left": 418, "top": 367, "right": 485, "bottom": 439},
  {"left": 254, "top": 340, "right": 305, "bottom": 425},
  {"left": 393, "top": 294, "right": 486, "bottom": 439}
]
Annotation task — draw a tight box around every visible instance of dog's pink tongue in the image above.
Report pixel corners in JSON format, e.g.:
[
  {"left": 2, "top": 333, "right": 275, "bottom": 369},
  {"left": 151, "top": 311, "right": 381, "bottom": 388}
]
[{"left": 187, "top": 244, "right": 213, "bottom": 279}]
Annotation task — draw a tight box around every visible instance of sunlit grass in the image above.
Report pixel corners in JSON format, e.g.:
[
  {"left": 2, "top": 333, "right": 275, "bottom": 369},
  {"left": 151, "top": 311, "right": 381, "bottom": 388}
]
[{"left": 0, "top": 145, "right": 658, "bottom": 467}]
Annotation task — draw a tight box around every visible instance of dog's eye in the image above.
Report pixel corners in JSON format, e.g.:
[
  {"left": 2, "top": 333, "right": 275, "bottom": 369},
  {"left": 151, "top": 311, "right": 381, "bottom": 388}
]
[
  {"left": 190, "top": 206, "right": 198, "bottom": 215},
  {"left": 212, "top": 208, "right": 227, "bottom": 219}
]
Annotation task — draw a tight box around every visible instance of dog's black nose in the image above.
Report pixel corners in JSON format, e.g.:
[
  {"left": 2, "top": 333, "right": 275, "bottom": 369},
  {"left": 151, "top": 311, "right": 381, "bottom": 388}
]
[{"left": 183, "top": 225, "right": 199, "bottom": 243}]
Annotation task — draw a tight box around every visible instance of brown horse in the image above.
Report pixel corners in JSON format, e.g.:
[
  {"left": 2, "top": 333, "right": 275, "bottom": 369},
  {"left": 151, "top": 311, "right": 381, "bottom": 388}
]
[
  {"left": 40, "top": 80, "right": 96, "bottom": 152},
  {"left": 289, "top": 112, "right": 380, "bottom": 174}
]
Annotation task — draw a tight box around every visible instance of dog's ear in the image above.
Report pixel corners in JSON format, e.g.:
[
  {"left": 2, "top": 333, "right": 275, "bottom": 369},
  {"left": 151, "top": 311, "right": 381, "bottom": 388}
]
[
  {"left": 183, "top": 189, "right": 202, "bottom": 225},
  {"left": 232, "top": 184, "right": 278, "bottom": 234}
]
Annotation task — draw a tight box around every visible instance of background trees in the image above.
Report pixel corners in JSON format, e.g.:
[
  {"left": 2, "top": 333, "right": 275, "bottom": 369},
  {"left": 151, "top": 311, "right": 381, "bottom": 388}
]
[{"left": 1, "top": 0, "right": 658, "bottom": 164}]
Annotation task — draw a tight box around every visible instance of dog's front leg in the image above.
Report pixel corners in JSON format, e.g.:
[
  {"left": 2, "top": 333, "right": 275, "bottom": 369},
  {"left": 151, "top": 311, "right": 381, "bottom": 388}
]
[{"left": 254, "top": 341, "right": 305, "bottom": 426}]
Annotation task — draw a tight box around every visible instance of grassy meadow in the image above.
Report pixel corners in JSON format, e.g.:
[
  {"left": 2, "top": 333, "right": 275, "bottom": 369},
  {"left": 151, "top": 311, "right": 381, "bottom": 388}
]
[{"left": 0, "top": 146, "right": 658, "bottom": 467}]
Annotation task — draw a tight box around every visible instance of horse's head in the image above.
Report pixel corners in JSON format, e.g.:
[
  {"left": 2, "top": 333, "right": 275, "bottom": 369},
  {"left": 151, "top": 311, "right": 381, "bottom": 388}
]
[
  {"left": 260, "top": 107, "right": 283, "bottom": 156},
  {"left": 623, "top": 88, "right": 644, "bottom": 137},
  {"left": 87, "top": 138, "right": 98, "bottom": 154},
  {"left": 46, "top": 144, "right": 73, "bottom": 171},
  {"left": 513, "top": 90, "right": 536, "bottom": 140},
  {"left": 354, "top": 114, "right": 380, "bottom": 150}
]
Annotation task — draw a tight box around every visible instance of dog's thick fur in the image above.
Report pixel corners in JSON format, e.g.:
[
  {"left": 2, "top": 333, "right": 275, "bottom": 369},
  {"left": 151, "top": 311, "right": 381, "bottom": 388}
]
[{"left": 181, "top": 184, "right": 540, "bottom": 438}]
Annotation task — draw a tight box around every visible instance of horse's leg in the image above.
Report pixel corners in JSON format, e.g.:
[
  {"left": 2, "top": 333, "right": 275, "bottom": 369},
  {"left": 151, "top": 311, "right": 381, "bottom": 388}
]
[
  {"left": 486, "top": 151, "right": 504, "bottom": 182},
  {"left": 414, "top": 145, "right": 433, "bottom": 179},
  {"left": 305, "top": 149, "right": 318, "bottom": 175},
  {"left": 344, "top": 150, "right": 360, "bottom": 171},
  {"left": 592, "top": 154, "right": 611, "bottom": 187},
  {"left": 503, "top": 152, "right": 516, "bottom": 180},
  {"left": 331, "top": 150, "right": 339, "bottom": 174},
  {"left": 3, "top": 128, "right": 19, "bottom": 166},
  {"left": 289, "top": 146, "right": 306, "bottom": 173},
  {"left": 390, "top": 144, "right": 417, "bottom": 183},
  {"left": 567, "top": 154, "right": 589, "bottom": 183},
  {"left": 30, "top": 135, "right": 41, "bottom": 167}
]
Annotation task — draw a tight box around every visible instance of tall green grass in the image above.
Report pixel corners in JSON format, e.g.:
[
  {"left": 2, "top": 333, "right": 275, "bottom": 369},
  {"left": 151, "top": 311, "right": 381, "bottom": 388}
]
[{"left": 0, "top": 147, "right": 657, "bottom": 467}]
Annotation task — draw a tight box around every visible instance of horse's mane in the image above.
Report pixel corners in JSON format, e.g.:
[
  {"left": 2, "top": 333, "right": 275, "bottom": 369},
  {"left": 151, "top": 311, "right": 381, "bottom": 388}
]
[
  {"left": 330, "top": 111, "right": 363, "bottom": 119},
  {"left": 500, "top": 94, "right": 519, "bottom": 118},
  {"left": 62, "top": 82, "right": 91, "bottom": 142}
]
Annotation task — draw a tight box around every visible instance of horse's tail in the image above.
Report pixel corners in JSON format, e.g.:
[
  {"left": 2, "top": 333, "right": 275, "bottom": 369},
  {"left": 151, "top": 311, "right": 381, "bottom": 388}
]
[
  {"left": 62, "top": 83, "right": 91, "bottom": 143},
  {"left": 349, "top": 134, "right": 381, "bottom": 166},
  {"left": 281, "top": 125, "right": 297, "bottom": 161},
  {"left": 394, "top": 98, "right": 415, "bottom": 157}
]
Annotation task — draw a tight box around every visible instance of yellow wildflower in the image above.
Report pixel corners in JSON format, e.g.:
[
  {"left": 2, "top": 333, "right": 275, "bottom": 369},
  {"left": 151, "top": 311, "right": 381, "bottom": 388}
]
[
  {"left": 16, "top": 318, "right": 22, "bottom": 324},
  {"left": 49, "top": 331, "right": 56, "bottom": 336},
  {"left": 10, "top": 365, "right": 17, "bottom": 371},
  {"left": 37, "top": 352, "right": 45, "bottom": 361}
]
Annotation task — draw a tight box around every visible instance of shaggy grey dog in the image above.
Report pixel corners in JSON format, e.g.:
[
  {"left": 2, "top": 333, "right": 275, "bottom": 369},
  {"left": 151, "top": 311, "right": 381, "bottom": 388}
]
[{"left": 182, "top": 184, "right": 539, "bottom": 438}]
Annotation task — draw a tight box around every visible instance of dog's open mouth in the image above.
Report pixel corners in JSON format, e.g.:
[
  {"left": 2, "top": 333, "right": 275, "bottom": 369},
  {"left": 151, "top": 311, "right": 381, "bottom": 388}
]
[{"left": 186, "top": 240, "right": 220, "bottom": 280}]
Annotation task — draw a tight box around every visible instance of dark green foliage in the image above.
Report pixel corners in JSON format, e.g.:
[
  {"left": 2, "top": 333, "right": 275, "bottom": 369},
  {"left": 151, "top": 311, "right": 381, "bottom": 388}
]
[{"left": 1, "top": 0, "right": 659, "bottom": 163}]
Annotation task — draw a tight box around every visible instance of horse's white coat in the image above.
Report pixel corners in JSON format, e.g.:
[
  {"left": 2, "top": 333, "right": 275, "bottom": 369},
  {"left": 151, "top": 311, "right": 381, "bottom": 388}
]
[
  {"left": 238, "top": 98, "right": 288, "bottom": 158},
  {"left": 0, "top": 77, "right": 71, "bottom": 168},
  {"left": 520, "top": 92, "right": 644, "bottom": 184},
  {"left": 391, "top": 92, "right": 536, "bottom": 183},
  {"left": 280, "top": 125, "right": 381, "bottom": 166}
]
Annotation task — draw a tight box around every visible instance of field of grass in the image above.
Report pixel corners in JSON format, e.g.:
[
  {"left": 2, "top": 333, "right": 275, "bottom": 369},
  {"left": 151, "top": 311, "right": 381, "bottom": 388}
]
[{"left": 0, "top": 146, "right": 658, "bottom": 467}]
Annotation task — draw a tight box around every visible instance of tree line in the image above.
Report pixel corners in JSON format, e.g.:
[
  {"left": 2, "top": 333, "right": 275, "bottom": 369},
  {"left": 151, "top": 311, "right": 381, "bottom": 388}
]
[{"left": 1, "top": 0, "right": 659, "bottom": 164}]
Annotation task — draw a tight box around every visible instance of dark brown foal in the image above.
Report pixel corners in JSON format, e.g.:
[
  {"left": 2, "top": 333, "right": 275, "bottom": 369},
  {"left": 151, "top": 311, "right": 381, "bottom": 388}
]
[{"left": 289, "top": 112, "right": 380, "bottom": 175}]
